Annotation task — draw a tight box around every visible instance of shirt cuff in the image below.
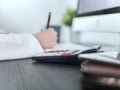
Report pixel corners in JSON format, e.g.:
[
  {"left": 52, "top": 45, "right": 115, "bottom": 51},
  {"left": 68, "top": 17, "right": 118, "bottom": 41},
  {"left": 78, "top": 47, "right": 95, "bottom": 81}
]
[
  {"left": 0, "top": 33, "right": 44, "bottom": 60},
  {"left": 17, "top": 33, "right": 44, "bottom": 57}
]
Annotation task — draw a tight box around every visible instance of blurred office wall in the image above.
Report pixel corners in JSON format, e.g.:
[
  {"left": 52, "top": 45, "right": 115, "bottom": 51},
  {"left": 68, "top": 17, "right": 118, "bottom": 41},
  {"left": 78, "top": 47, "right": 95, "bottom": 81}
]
[
  {"left": 0, "top": 0, "right": 66, "bottom": 33},
  {"left": 66, "top": 0, "right": 78, "bottom": 9}
]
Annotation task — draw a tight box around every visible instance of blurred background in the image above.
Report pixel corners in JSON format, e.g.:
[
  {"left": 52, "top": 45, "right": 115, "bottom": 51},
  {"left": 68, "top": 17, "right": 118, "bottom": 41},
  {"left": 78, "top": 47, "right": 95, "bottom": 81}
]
[
  {"left": 0, "top": 0, "right": 78, "bottom": 43},
  {"left": 0, "top": 0, "right": 77, "bottom": 33}
]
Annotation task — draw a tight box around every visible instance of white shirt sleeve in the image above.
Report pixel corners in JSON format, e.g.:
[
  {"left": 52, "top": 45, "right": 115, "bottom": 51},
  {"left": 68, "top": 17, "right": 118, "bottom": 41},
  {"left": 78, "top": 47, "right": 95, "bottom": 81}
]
[{"left": 0, "top": 33, "right": 44, "bottom": 60}]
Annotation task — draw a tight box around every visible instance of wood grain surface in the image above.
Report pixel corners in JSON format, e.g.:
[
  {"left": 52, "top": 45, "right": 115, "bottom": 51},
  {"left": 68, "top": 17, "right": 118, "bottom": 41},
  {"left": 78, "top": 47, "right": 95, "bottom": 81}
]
[{"left": 0, "top": 59, "right": 82, "bottom": 90}]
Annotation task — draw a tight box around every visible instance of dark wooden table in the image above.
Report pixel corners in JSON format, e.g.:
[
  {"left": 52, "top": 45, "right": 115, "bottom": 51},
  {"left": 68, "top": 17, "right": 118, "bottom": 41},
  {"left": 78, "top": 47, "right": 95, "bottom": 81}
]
[{"left": 0, "top": 59, "right": 83, "bottom": 90}]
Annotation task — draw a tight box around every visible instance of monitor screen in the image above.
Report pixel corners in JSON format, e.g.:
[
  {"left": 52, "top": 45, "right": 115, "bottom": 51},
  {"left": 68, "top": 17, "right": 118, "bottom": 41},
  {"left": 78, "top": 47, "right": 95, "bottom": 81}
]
[{"left": 77, "top": 0, "right": 120, "bottom": 16}]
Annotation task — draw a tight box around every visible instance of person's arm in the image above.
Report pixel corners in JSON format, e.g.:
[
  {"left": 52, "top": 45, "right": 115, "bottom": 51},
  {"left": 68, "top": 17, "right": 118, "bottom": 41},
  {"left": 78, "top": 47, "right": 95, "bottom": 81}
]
[
  {"left": 0, "top": 28, "right": 57, "bottom": 60},
  {"left": 0, "top": 33, "right": 44, "bottom": 60}
]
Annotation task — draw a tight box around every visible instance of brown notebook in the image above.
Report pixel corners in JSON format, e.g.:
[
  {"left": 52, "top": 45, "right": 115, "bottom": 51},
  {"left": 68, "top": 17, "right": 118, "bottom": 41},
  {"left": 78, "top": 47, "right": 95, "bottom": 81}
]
[
  {"left": 81, "top": 61, "right": 120, "bottom": 77},
  {"left": 80, "top": 61, "right": 120, "bottom": 87}
]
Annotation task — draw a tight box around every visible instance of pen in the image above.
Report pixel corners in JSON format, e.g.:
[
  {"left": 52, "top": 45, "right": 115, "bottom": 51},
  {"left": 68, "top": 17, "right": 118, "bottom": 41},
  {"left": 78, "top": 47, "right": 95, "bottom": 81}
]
[
  {"left": 80, "top": 45, "right": 101, "bottom": 54},
  {"left": 63, "top": 45, "right": 101, "bottom": 56},
  {"left": 46, "top": 12, "right": 51, "bottom": 29}
]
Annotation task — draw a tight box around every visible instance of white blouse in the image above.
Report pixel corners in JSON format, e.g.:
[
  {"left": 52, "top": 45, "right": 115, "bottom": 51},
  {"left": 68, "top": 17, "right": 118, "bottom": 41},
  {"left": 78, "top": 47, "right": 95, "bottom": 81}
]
[{"left": 0, "top": 29, "right": 43, "bottom": 60}]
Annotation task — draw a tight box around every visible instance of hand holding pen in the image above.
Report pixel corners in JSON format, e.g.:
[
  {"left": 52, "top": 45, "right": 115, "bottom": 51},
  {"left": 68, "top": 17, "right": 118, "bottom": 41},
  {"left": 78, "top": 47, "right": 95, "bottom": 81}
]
[{"left": 34, "top": 12, "right": 57, "bottom": 49}]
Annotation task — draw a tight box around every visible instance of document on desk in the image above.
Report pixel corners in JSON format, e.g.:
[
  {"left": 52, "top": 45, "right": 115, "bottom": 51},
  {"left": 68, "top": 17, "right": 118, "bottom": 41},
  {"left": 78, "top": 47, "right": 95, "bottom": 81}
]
[{"left": 78, "top": 52, "right": 120, "bottom": 65}]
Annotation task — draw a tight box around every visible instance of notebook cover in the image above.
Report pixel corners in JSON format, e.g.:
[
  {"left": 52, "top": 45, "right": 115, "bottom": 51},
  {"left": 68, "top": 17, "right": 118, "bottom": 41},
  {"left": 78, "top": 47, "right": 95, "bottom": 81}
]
[{"left": 80, "top": 61, "right": 120, "bottom": 78}]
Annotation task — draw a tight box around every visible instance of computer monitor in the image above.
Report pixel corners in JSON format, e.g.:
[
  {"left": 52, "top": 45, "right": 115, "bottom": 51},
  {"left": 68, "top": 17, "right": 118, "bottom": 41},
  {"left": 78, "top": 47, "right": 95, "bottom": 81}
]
[
  {"left": 72, "top": 0, "right": 120, "bottom": 32},
  {"left": 77, "top": 0, "right": 120, "bottom": 16}
]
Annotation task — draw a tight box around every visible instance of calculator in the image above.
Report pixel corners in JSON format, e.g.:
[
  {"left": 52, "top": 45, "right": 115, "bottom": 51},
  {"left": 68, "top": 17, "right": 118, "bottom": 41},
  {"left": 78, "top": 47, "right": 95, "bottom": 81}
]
[
  {"left": 32, "top": 45, "right": 101, "bottom": 64},
  {"left": 32, "top": 50, "right": 81, "bottom": 64}
]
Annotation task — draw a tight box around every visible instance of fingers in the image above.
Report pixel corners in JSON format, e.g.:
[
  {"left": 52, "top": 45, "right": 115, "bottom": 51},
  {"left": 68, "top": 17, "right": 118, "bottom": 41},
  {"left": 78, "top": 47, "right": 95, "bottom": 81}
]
[
  {"left": 44, "top": 41, "right": 57, "bottom": 49},
  {"left": 44, "top": 29, "right": 57, "bottom": 49},
  {"left": 34, "top": 28, "right": 58, "bottom": 49},
  {"left": 46, "top": 28, "right": 57, "bottom": 36}
]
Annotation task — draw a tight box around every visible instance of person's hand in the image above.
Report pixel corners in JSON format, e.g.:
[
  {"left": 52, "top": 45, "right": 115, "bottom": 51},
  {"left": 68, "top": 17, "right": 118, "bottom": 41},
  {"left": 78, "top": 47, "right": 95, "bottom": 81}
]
[{"left": 34, "top": 28, "right": 57, "bottom": 49}]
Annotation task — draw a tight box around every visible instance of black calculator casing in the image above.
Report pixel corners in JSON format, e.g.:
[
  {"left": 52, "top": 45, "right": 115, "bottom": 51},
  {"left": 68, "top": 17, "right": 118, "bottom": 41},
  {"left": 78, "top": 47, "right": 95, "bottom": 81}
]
[{"left": 32, "top": 54, "right": 82, "bottom": 64}]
